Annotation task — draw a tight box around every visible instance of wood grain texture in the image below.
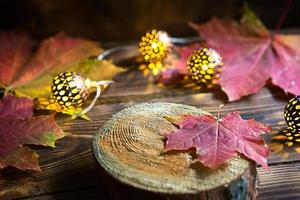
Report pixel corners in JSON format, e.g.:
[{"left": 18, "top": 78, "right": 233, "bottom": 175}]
[
  {"left": 14, "top": 188, "right": 109, "bottom": 200},
  {"left": 0, "top": 62, "right": 299, "bottom": 199},
  {"left": 257, "top": 162, "right": 300, "bottom": 200},
  {"left": 0, "top": 136, "right": 103, "bottom": 200}
]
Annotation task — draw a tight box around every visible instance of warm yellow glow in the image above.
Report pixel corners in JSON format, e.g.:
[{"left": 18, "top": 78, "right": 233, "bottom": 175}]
[
  {"left": 201, "top": 65, "right": 208, "bottom": 70},
  {"left": 139, "top": 30, "right": 170, "bottom": 64},
  {"left": 204, "top": 75, "right": 211, "bottom": 80},
  {"left": 207, "top": 69, "right": 214, "bottom": 74},
  {"left": 295, "top": 147, "right": 300, "bottom": 153},
  {"left": 285, "top": 141, "right": 293, "bottom": 147},
  {"left": 272, "top": 135, "right": 286, "bottom": 140},
  {"left": 187, "top": 47, "right": 222, "bottom": 86},
  {"left": 152, "top": 68, "right": 159, "bottom": 76},
  {"left": 148, "top": 62, "right": 163, "bottom": 76},
  {"left": 270, "top": 142, "right": 284, "bottom": 153},
  {"left": 158, "top": 31, "right": 171, "bottom": 46},
  {"left": 287, "top": 136, "right": 293, "bottom": 140},
  {"left": 208, "top": 63, "right": 215, "bottom": 68},
  {"left": 151, "top": 42, "right": 158, "bottom": 49}
]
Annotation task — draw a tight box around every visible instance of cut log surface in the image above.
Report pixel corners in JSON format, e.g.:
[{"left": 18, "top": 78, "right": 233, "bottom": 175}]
[{"left": 93, "top": 102, "right": 256, "bottom": 199}]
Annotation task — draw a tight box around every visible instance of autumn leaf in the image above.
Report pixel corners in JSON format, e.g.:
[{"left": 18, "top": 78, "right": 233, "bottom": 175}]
[
  {"left": 168, "top": 45, "right": 200, "bottom": 75},
  {"left": 190, "top": 7, "right": 300, "bottom": 101},
  {"left": 16, "top": 59, "right": 125, "bottom": 98},
  {"left": 0, "top": 32, "right": 125, "bottom": 98},
  {"left": 0, "top": 32, "right": 33, "bottom": 86},
  {"left": 35, "top": 97, "right": 85, "bottom": 119},
  {"left": 11, "top": 32, "right": 101, "bottom": 88},
  {"left": 0, "top": 147, "right": 40, "bottom": 171},
  {"left": 0, "top": 95, "right": 66, "bottom": 171},
  {"left": 165, "top": 111, "right": 271, "bottom": 169}
]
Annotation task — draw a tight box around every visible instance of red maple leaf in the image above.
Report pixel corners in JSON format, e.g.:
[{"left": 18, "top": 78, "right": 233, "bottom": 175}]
[
  {"left": 165, "top": 111, "right": 271, "bottom": 169},
  {"left": 0, "top": 95, "right": 66, "bottom": 171},
  {"left": 189, "top": 7, "right": 300, "bottom": 101}
]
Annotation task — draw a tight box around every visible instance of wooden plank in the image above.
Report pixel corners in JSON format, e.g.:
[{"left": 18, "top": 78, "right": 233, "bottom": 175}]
[
  {"left": 1, "top": 86, "right": 298, "bottom": 199},
  {"left": 0, "top": 136, "right": 104, "bottom": 200},
  {"left": 0, "top": 133, "right": 287, "bottom": 200},
  {"left": 61, "top": 86, "right": 290, "bottom": 136},
  {"left": 56, "top": 103, "right": 127, "bottom": 135},
  {"left": 58, "top": 87, "right": 298, "bottom": 165},
  {"left": 18, "top": 188, "right": 109, "bottom": 200},
  {"left": 3, "top": 33, "right": 300, "bottom": 200},
  {"left": 15, "top": 159, "right": 300, "bottom": 200},
  {"left": 99, "top": 68, "right": 200, "bottom": 102},
  {"left": 96, "top": 61, "right": 292, "bottom": 108},
  {"left": 257, "top": 162, "right": 300, "bottom": 200}
]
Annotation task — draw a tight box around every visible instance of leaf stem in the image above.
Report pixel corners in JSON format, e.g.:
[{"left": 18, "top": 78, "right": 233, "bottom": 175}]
[
  {"left": 217, "top": 104, "right": 224, "bottom": 121},
  {"left": 275, "top": 0, "right": 293, "bottom": 33}
]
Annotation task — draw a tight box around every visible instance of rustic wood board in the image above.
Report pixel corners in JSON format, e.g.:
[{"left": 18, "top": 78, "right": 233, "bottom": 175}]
[
  {"left": 0, "top": 49, "right": 299, "bottom": 199},
  {"left": 257, "top": 162, "right": 300, "bottom": 200}
]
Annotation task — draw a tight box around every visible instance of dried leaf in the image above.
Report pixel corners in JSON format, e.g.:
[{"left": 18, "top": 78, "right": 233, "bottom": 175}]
[
  {"left": 35, "top": 97, "right": 90, "bottom": 120},
  {"left": 0, "top": 92, "right": 33, "bottom": 119},
  {"left": 0, "top": 147, "right": 40, "bottom": 171},
  {"left": 0, "top": 95, "right": 66, "bottom": 171},
  {"left": 0, "top": 32, "right": 125, "bottom": 99},
  {"left": 12, "top": 32, "right": 101, "bottom": 88},
  {"left": 190, "top": 7, "right": 300, "bottom": 101},
  {"left": 165, "top": 112, "right": 271, "bottom": 169},
  {"left": 0, "top": 32, "right": 33, "bottom": 86}
]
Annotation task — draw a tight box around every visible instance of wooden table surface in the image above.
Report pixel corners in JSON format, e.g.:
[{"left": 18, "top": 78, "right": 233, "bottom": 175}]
[{"left": 1, "top": 54, "right": 300, "bottom": 200}]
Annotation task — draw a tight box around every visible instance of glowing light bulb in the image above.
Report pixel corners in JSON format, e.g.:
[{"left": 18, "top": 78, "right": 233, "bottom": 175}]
[
  {"left": 187, "top": 47, "right": 223, "bottom": 86},
  {"left": 139, "top": 30, "right": 171, "bottom": 75},
  {"left": 151, "top": 42, "right": 158, "bottom": 49}
]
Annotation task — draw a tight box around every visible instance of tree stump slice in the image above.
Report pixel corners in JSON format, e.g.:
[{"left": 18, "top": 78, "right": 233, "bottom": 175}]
[{"left": 93, "top": 102, "right": 257, "bottom": 200}]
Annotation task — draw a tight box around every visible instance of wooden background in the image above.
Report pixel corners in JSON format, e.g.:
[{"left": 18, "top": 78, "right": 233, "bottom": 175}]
[
  {"left": 1, "top": 0, "right": 300, "bottom": 199},
  {"left": 0, "top": 62, "right": 300, "bottom": 199}
]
